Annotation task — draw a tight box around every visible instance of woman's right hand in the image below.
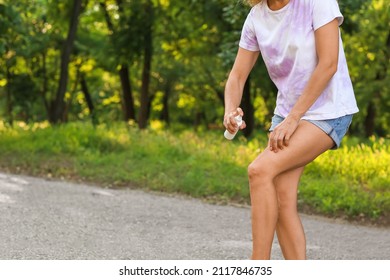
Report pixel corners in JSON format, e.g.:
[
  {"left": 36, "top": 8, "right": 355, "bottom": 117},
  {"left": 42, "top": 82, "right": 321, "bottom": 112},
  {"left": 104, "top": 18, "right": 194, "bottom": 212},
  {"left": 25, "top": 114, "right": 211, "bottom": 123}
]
[{"left": 223, "top": 107, "right": 246, "bottom": 134}]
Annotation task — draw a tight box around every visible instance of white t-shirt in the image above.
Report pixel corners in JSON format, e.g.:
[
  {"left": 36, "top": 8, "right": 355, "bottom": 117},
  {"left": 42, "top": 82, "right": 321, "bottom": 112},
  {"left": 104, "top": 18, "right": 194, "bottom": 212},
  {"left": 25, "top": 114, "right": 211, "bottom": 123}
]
[{"left": 239, "top": 0, "right": 359, "bottom": 120}]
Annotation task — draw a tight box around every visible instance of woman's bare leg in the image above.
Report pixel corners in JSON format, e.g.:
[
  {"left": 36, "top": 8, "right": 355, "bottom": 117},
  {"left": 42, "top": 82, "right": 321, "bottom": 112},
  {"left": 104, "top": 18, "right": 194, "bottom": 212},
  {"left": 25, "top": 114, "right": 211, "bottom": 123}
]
[
  {"left": 248, "top": 165, "right": 278, "bottom": 260},
  {"left": 249, "top": 121, "right": 333, "bottom": 260},
  {"left": 275, "top": 167, "right": 306, "bottom": 260}
]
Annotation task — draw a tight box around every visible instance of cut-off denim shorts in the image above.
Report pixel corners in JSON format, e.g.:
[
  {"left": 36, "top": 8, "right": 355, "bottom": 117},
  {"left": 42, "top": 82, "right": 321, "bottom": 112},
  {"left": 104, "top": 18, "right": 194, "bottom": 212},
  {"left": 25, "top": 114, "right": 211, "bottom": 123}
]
[{"left": 269, "top": 114, "right": 354, "bottom": 149}]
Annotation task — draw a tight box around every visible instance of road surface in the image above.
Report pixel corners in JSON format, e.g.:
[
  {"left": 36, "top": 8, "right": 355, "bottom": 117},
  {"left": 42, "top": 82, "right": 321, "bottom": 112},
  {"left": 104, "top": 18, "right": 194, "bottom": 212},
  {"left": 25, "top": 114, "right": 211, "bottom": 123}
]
[{"left": 0, "top": 172, "right": 388, "bottom": 260}]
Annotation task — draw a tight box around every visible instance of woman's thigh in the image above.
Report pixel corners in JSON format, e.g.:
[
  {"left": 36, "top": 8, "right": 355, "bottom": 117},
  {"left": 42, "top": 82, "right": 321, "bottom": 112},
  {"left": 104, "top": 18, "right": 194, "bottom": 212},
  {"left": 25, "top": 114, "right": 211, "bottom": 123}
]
[{"left": 250, "top": 121, "right": 334, "bottom": 178}]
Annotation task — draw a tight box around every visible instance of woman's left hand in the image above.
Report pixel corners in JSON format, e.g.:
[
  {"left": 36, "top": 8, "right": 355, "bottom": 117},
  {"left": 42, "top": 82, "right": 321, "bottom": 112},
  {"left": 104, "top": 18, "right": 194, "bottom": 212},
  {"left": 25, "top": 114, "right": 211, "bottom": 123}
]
[{"left": 268, "top": 115, "right": 300, "bottom": 152}]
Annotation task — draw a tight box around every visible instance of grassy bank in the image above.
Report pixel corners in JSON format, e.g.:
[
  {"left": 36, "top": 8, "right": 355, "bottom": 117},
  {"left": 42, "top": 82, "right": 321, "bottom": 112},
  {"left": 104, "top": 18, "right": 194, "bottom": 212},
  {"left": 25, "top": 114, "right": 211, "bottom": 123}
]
[{"left": 0, "top": 121, "right": 389, "bottom": 226}]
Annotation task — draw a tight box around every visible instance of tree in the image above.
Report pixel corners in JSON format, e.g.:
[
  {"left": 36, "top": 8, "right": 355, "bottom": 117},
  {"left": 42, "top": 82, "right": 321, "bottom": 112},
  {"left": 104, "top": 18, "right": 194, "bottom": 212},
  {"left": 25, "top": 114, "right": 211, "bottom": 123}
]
[
  {"left": 344, "top": 0, "right": 390, "bottom": 136},
  {"left": 0, "top": 3, "right": 24, "bottom": 125},
  {"left": 99, "top": 0, "right": 137, "bottom": 122},
  {"left": 51, "top": 0, "right": 83, "bottom": 123},
  {"left": 138, "top": 0, "right": 154, "bottom": 129},
  {"left": 0, "top": 0, "right": 388, "bottom": 137}
]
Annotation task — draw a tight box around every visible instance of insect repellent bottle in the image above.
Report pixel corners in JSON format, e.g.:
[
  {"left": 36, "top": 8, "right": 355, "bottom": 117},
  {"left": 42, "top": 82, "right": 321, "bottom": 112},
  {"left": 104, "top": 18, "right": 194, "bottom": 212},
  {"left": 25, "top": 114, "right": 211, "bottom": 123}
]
[{"left": 224, "top": 115, "right": 242, "bottom": 140}]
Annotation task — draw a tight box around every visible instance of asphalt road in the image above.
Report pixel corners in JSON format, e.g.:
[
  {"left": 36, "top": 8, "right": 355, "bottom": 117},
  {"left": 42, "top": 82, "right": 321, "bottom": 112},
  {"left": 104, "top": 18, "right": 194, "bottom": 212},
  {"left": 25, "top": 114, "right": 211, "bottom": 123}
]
[{"left": 0, "top": 172, "right": 389, "bottom": 260}]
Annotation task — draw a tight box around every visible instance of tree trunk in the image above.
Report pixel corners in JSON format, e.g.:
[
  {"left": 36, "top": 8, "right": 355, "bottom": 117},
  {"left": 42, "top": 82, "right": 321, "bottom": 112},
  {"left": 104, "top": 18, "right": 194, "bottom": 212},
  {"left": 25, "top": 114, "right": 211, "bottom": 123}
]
[
  {"left": 5, "top": 56, "right": 13, "bottom": 126},
  {"left": 51, "top": 0, "right": 82, "bottom": 124},
  {"left": 80, "top": 75, "right": 94, "bottom": 115},
  {"left": 100, "top": 1, "right": 136, "bottom": 122},
  {"left": 364, "top": 32, "right": 390, "bottom": 136},
  {"left": 241, "top": 75, "right": 254, "bottom": 138},
  {"left": 194, "top": 111, "right": 205, "bottom": 131},
  {"left": 138, "top": 0, "right": 153, "bottom": 129},
  {"left": 364, "top": 101, "right": 375, "bottom": 137},
  {"left": 40, "top": 52, "right": 50, "bottom": 119},
  {"left": 146, "top": 92, "right": 156, "bottom": 121},
  {"left": 160, "top": 80, "right": 171, "bottom": 125},
  {"left": 119, "top": 65, "right": 136, "bottom": 121},
  {"left": 80, "top": 75, "right": 97, "bottom": 125},
  {"left": 63, "top": 66, "right": 81, "bottom": 122},
  {"left": 100, "top": 1, "right": 114, "bottom": 32},
  {"left": 215, "top": 89, "right": 224, "bottom": 107}
]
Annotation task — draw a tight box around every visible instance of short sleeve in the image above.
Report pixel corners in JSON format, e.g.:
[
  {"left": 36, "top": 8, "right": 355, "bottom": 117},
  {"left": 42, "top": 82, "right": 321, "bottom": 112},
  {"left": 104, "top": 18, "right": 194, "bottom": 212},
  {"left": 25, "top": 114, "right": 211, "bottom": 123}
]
[
  {"left": 239, "top": 11, "right": 260, "bottom": 52},
  {"left": 312, "top": 0, "right": 344, "bottom": 30}
]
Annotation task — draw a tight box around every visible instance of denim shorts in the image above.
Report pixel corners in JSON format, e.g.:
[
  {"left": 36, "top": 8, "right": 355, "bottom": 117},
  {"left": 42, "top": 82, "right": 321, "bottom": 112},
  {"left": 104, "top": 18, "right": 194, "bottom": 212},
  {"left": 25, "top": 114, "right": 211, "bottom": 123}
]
[{"left": 269, "top": 114, "right": 353, "bottom": 149}]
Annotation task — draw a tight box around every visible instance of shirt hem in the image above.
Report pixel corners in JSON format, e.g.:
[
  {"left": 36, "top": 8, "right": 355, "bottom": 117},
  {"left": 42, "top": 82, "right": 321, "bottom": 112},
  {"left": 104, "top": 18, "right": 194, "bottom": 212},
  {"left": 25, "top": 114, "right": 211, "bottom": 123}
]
[
  {"left": 275, "top": 108, "right": 359, "bottom": 121},
  {"left": 238, "top": 42, "right": 260, "bottom": 52}
]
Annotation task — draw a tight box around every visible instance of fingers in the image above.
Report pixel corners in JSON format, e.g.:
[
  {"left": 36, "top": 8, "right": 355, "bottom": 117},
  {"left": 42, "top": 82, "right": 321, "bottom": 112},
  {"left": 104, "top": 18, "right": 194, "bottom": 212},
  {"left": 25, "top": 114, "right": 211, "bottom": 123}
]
[
  {"left": 236, "top": 107, "right": 244, "bottom": 117},
  {"left": 224, "top": 112, "right": 236, "bottom": 134},
  {"left": 269, "top": 131, "right": 283, "bottom": 152},
  {"left": 269, "top": 127, "right": 292, "bottom": 152},
  {"left": 269, "top": 133, "right": 284, "bottom": 152},
  {"left": 239, "top": 120, "right": 246, "bottom": 130},
  {"left": 268, "top": 115, "right": 300, "bottom": 152},
  {"left": 224, "top": 107, "right": 245, "bottom": 134},
  {"left": 284, "top": 134, "right": 290, "bottom": 147}
]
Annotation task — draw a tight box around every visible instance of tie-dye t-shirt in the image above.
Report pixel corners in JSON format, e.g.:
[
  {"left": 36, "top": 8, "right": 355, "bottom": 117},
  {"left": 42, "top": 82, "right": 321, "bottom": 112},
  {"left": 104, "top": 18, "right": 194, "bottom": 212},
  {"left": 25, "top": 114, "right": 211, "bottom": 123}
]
[{"left": 239, "top": 0, "right": 359, "bottom": 120}]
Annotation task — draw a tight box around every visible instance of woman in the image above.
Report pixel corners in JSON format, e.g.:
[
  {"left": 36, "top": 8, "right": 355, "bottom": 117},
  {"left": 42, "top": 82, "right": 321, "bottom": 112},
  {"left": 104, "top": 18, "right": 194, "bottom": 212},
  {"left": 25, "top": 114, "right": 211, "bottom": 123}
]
[{"left": 223, "top": 0, "right": 359, "bottom": 260}]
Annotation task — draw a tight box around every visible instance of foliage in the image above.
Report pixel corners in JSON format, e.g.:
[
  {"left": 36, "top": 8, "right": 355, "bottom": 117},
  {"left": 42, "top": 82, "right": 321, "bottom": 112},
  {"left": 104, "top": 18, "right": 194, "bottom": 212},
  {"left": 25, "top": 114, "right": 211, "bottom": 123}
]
[
  {"left": 343, "top": 0, "right": 390, "bottom": 137},
  {"left": 0, "top": 0, "right": 387, "bottom": 135},
  {"left": 338, "top": 0, "right": 368, "bottom": 33},
  {"left": 0, "top": 0, "right": 388, "bottom": 225},
  {"left": 0, "top": 122, "right": 388, "bottom": 224},
  {"left": 302, "top": 136, "right": 390, "bottom": 219}
]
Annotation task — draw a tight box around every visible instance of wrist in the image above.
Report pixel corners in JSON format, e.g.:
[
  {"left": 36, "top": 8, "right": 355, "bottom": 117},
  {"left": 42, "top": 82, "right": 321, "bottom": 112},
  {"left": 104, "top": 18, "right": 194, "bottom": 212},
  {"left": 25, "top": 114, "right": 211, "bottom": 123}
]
[
  {"left": 224, "top": 107, "right": 237, "bottom": 117},
  {"left": 287, "top": 111, "right": 303, "bottom": 122}
]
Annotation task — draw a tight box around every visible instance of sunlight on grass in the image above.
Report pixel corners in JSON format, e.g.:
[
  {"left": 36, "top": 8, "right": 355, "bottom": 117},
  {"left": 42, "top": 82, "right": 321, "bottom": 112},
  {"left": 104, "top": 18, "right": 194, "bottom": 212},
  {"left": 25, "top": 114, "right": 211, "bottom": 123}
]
[{"left": 0, "top": 122, "right": 388, "bottom": 222}]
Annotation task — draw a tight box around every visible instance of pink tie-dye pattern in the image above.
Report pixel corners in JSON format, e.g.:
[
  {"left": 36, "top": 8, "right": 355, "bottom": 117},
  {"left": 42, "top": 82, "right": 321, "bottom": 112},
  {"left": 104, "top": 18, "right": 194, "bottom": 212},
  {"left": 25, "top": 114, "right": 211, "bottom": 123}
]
[
  {"left": 242, "top": 28, "right": 258, "bottom": 50},
  {"left": 239, "top": 0, "right": 358, "bottom": 119}
]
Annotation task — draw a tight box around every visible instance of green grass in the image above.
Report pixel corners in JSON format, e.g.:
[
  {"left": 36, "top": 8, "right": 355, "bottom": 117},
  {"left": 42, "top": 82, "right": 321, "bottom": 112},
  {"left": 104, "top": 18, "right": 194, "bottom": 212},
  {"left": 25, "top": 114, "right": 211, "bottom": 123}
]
[{"left": 0, "top": 121, "right": 388, "bottom": 225}]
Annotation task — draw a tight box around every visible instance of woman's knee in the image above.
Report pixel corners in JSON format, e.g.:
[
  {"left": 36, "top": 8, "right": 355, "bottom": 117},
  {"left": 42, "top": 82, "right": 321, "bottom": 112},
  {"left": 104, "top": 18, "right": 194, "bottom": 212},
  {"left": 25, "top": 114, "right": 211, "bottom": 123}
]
[
  {"left": 248, "top": 160, "right": 274, "bottom": 184},
  {"left": 248, "top": 161, "right": 263, "bottom": 181}
]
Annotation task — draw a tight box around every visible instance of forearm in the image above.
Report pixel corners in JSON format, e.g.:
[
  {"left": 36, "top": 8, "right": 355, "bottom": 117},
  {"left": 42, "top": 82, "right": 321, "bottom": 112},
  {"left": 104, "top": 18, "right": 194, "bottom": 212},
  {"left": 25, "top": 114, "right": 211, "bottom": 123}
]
[
  {"left": 224, "top": 48, "right": 259, "bottom": 116},
  {"left": 224, "top": 74, "right": 245, "bottom": 116},
  {"left": 288, "top": 63, "right": 337, "bottom": 121}
]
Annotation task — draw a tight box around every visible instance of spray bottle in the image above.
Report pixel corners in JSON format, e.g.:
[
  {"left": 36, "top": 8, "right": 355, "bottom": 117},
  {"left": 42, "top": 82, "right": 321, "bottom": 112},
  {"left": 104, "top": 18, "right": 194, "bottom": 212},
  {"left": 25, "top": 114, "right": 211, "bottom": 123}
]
[{"left": 224, "top": 115, "right": 243, "bottom": 140}]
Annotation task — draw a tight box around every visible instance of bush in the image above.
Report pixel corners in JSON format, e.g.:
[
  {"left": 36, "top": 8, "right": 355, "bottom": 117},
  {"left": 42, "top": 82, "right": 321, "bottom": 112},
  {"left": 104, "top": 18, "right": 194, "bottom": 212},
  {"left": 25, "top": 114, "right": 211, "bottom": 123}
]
[{"left": 0, "top": 121, "right": 388, "bottom": 224}]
